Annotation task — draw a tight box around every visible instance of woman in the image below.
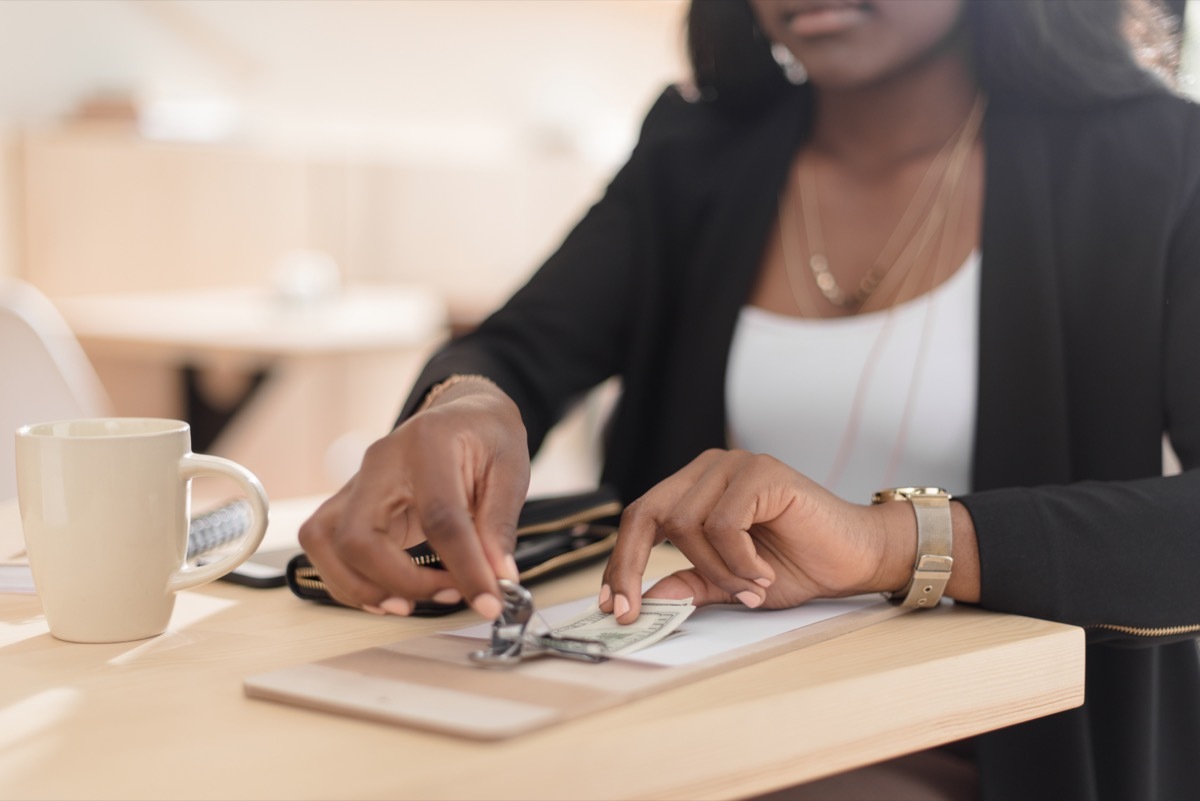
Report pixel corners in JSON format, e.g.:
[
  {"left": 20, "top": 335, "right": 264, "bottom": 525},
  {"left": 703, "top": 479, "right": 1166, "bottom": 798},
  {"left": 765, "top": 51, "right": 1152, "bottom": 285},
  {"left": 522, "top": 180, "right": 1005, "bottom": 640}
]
[{"left": 300, "top": 1, "right": 1199, "bottom": 797}]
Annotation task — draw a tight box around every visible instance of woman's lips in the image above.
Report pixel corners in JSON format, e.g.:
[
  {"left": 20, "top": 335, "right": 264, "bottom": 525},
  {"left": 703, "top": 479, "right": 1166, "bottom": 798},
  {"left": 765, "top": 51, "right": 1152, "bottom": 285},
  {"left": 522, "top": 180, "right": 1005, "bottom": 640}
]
[{"left": 785, "top": 1, "right": 871, "bottom": 38}]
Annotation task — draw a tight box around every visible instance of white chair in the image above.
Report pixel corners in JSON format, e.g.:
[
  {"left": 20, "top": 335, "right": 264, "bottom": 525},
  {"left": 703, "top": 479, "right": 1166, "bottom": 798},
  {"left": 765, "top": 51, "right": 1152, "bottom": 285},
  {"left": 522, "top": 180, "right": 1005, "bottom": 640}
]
[{"left": 0, "top": 278, "right": 111, "bottom": 500}]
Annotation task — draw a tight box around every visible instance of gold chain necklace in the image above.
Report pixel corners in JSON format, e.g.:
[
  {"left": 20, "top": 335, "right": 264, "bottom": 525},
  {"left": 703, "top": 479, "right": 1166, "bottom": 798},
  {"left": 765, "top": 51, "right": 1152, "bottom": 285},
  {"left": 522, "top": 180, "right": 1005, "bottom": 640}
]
[
  {"left": 770, "top": 97, "right": 985, "bottom": 494},
  {"left": 791, "top": 96, "right": 985, "bottom": 314},
  {"left": 823, "top": 145, "right": 979, "bottom": 492}
]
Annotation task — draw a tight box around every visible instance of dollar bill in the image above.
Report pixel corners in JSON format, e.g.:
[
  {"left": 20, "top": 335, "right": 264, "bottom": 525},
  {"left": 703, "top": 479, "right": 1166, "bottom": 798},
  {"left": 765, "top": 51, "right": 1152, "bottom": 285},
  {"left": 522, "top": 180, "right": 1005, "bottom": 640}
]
[{"left": 548, "top": 597, "right": 695, "bottom": 656}]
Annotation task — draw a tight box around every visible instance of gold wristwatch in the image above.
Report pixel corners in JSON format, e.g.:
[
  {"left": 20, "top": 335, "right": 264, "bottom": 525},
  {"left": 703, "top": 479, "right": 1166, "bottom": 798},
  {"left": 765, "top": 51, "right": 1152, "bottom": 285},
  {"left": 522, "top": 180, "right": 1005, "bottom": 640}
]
[{"left": 871, "top": 487, "right": 953, "bottom": 609}]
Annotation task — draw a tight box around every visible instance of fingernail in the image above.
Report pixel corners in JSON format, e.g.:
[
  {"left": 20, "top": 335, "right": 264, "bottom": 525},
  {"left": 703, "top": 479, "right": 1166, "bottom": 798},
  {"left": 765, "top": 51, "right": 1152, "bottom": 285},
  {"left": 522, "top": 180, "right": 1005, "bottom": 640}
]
[
  {"left": 432, "top": 588, "right": 463, "bottom": 605},
  {"left": 613, "top": 593, "right": 630, "bottom": 619},
  {"left": 598, "top": 584, "right": 612, "bottom": 606},
  {"left": 754, "top": 577, "right": 772, "bottom": 588},
  {"left": 362, "top": 604, "right": 386, "bottom": 616},
  {"left": 736, "top": 590, "right": 763, "bottom": 609},
  {"left": 473, "top": 593, "right": 504, "bottom": 620},
  {"left": 502, "top": 555, "right": 520, "bottom": 581},
  {"left": 380, "top": 597, "right": 412, "bottom": 616}
]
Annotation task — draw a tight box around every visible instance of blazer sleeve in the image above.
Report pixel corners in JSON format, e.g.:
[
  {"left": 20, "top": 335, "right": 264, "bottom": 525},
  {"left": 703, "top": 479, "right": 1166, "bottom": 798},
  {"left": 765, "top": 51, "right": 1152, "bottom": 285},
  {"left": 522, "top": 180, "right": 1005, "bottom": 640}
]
[
  {"left": 959, "top": 145, "right": 1200, "bottom": 647},
  {"left": 395, "top": 87, "right": 685, "bottom": 455}
]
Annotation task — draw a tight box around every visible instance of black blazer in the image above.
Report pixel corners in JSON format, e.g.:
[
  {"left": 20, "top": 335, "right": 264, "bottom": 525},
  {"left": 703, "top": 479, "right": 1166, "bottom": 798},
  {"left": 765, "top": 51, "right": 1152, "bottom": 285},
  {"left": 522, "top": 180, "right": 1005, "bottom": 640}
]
[{"left": 403, "top": 85, "right": 1200, "bottom": 799}]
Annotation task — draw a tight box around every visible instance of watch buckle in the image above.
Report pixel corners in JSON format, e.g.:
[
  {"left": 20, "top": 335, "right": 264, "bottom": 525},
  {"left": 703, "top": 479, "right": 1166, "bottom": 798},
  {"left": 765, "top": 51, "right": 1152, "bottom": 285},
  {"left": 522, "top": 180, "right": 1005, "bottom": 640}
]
[
  {"left": 910, "top": 555, "right": 954, "bottom": 607},
  {"left": 915, "top": 554, "right": 953, "bottom": 574}
]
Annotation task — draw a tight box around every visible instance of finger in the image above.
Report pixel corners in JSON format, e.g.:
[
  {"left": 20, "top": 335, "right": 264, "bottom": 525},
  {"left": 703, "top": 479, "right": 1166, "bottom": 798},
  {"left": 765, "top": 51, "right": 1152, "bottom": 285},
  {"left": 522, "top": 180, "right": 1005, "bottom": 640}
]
[
  {"left": 696, "top": 470, "right": 777, "bottom": 587},
  {"left": 602, "top": 499, "right": 663, "bottom": 623},
  {"left": 471, "top": 455, "right": 530, "bottom": 582},
  {"left": 298, "top": 492, "right": 393, "bottom": 610},
  {"left": 658, "top": 454, "right": 773, "bottom": 604},
  {"left": 706, "top": 458, "right": 800, "bottom": 585},
  {"left": 411, "top": 444, "right": 505, "bottom": 619},
  {"left": 333, "top": 513, "right": 458, "bottom": 608},
  {"left": 643, "top": 569, "right": 737, "bottom": 608},
  {"left": 303, "top": 544, "right": 380, "bottom": 611},
  {"left": 317, "top": 495, "right": 461, "bottom": 615},
  {"left": 603, "top": 450, "right": 725, "bottom": 622},
  {"left": 667, "top": 462, "right": 768, "bottom": 587},
  {"left": 333, "top": 456, "right": 458, "bottom": 603}
]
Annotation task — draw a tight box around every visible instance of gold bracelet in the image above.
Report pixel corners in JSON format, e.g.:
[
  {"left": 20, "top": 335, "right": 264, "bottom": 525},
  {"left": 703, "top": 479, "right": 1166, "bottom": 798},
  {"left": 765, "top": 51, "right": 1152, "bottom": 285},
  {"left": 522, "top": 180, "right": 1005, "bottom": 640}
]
[{"left": 416, "top": 374, "right": 498, "bottom": 413}]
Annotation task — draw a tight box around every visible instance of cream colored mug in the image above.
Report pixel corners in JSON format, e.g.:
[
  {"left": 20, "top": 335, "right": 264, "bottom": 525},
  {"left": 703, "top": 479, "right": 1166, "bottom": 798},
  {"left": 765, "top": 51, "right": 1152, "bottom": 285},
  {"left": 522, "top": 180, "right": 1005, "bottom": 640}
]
[{"left": 15, "top": 418, "right": 269, "bottom": 643}]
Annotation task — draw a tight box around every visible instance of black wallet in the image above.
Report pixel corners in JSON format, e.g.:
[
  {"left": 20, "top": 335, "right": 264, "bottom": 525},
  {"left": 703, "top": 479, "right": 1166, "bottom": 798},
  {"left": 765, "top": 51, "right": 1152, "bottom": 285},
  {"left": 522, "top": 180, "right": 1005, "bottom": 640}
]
[{"left": 286, "top": 486, "right": 623, "bottom": 616}]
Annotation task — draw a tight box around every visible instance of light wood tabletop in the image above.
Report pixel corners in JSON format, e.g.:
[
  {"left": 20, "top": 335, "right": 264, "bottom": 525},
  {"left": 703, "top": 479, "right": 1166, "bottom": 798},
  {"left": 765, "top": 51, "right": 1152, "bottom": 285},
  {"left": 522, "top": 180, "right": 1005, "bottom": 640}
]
[{"left": 0, "top": 497, "right": 1084, "bottom": 801}]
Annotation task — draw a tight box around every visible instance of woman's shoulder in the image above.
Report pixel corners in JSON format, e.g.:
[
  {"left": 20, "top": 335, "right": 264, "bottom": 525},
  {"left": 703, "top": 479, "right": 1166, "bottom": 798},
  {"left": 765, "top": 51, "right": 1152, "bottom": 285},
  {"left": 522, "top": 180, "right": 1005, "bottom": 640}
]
[
  {"left": 992, "top": 90, "right": 1200, "bottom": 196},
  {"left": 634, "top": 82, "right": 803, "bottom": 152},
  {"left": 604, "top": 83, "right": 802, "bottom": 239},
  {"left": 1087, "top": 89, "right": 1200, "bottom": 135},
  {"left": 1087, "top": 92, "right": 1200, "bottom": 183},
  {"left": 1000, "top": 89, "right": 1200, "bottom": 149}
]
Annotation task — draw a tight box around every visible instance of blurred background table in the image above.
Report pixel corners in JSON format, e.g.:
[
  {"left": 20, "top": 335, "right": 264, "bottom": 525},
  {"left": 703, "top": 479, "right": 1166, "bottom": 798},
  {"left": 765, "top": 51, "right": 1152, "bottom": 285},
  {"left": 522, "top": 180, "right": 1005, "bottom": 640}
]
[
  {"left": 56, "top": 283, "right": 446, "bottom": 359},
  {"left": 54, "top": 284, "right": 448, "bottom": 500}
]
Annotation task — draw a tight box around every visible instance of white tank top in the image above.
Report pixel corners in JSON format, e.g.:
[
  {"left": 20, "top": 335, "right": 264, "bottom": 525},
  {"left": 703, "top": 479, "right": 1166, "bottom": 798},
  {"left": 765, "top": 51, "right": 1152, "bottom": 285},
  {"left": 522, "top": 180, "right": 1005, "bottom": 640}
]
[{"left": 725, "top": 253, "right": 980, "bottom": 503}]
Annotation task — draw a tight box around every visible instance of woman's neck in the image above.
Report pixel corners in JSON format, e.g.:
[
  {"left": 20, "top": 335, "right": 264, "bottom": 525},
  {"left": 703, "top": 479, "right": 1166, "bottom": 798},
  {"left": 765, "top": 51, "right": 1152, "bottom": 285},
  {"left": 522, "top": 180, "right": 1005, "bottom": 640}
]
[{"left": 807, "top": 50, "right": 980, "bottom": 176}]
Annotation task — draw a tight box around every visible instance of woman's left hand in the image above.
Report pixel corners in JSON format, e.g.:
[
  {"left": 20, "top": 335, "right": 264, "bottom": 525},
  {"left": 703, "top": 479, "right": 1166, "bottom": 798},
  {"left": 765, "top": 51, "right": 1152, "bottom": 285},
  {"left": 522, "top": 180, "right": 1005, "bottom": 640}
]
[{"left": 599, "top": 449, "right": 916, "bottom": 622}]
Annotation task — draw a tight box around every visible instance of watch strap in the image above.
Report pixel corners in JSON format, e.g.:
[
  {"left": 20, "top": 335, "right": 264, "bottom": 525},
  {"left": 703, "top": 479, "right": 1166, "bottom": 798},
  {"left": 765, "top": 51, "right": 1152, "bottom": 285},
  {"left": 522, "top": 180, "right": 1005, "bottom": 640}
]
[{"left": 876, "top": 489, "right": 953, "bottom": 609}]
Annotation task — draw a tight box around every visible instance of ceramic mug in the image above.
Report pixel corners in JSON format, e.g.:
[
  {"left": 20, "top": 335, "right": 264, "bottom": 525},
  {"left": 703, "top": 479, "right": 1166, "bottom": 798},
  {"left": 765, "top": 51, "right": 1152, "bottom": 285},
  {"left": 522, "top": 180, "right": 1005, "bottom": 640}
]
[{"left": 15, "top": 418, "right": 269, "bottom": 643}]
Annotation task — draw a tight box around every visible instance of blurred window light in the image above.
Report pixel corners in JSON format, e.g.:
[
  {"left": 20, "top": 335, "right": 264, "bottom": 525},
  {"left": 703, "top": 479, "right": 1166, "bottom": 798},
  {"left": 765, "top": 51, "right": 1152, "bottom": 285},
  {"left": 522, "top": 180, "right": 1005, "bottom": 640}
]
[
  {"left": 138, "top": 96, "right": 242, "bottom": 143},
  {"left": 1182, "top": 0, "right": 1200, "bottom": 98}
]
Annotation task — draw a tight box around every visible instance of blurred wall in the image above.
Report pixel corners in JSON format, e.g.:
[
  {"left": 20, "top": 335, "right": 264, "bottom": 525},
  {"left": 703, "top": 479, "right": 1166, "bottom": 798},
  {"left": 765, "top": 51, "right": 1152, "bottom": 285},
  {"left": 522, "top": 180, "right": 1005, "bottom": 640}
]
[
  {"left": 0, "top": 0, "right": 689, "bottom": 498},
  {"left": 0, "top": 0, "right": 689, "bottom": 313},
  {"left": 0, "top": 132, "right": 17, "bottom": 280},
  {"left": 1184, "top": 0, "right": 1200, "bottom": 97}
]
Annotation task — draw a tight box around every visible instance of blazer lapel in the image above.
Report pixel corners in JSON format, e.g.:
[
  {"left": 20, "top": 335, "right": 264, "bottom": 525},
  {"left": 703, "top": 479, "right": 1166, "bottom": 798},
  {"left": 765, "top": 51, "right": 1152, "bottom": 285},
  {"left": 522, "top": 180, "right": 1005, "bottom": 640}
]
[
  {"left": 666, "top": 94, "right": 809, "bottom": 458},
  {"left": 973, "top": 106, "right": 1073, "bottom": 490}
]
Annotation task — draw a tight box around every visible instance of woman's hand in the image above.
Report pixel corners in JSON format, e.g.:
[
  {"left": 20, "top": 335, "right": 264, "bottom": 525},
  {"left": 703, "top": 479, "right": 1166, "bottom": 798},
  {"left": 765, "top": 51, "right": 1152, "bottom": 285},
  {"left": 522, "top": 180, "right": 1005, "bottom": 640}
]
[
  {"left": 599, "top": 449, "right": 920, "bottom": 622},
  {"left": 298, "top": 377, "right": 531, "bottom": 620}
]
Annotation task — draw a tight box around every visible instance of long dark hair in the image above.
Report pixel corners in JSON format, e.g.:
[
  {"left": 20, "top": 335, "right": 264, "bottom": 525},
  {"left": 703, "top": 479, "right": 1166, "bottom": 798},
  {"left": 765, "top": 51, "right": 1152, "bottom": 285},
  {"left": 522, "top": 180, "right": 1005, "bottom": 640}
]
[{"left": 686, "top": 0, "right": 1182, "bottom": 115}]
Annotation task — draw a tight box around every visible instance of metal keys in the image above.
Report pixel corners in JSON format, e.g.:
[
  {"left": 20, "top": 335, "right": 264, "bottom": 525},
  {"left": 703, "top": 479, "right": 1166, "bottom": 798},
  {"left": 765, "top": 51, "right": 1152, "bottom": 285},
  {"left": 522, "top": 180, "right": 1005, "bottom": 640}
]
[{"left": 468, "top": 580, "right": 607, "bottom": 668}]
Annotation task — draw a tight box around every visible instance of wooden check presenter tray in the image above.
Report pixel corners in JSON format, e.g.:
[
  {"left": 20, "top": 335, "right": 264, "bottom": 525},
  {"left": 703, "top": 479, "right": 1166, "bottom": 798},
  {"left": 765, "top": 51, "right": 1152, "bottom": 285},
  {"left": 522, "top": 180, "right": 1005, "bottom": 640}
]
[{"left": 244, "top": 600, "right": 907, "bottom": 740}]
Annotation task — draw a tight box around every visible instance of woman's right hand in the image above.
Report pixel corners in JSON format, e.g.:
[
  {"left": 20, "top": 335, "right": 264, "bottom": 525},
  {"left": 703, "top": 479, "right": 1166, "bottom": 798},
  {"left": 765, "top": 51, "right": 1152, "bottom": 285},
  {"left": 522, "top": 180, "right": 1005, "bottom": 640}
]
[{"left": 298, "top": 376, "right": 531, "bottom": 620}]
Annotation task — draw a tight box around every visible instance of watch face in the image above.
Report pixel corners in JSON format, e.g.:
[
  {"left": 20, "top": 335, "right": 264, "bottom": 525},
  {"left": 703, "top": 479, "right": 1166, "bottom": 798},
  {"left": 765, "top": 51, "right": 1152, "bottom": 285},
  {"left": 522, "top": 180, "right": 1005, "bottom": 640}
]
[{"left": 871, "top": 487, "right": 951, "bottom": 504}]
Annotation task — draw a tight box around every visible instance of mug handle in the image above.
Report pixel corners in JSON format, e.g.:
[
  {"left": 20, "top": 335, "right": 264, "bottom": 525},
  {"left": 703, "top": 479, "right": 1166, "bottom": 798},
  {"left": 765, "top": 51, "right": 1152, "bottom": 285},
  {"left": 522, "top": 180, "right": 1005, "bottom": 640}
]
[{"left": 168, "top": 453, "right": 270, "bottom": 593}]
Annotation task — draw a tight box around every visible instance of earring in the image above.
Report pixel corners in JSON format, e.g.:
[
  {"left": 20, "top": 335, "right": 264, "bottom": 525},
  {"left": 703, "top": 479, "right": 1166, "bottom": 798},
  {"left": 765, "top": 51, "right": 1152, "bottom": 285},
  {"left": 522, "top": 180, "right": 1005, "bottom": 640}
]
[{"left": 770, "top": 42, "right": 808, "bottom": 85}]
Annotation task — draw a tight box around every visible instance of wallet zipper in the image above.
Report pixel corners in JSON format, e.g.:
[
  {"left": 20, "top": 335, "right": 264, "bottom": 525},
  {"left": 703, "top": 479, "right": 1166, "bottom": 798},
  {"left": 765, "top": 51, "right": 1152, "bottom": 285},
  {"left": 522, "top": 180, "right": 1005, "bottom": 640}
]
[
  {"left": 1086, "top": 622, "right": 1200, "bottom": 638},
  {"left": 409, "top": 550, "right": 442, "bottom": 568},
  {"left": 293, "top": 499, "right": 622, "bottom": 590},
  {"left": 399, "top": 499, "right": 623, "bottom": 570},
  {"left": 514, "top": 500, "right": 622, "bottom": 536},
  {"left": 518, "top": 526, "right": 618, "bottom": 582}
]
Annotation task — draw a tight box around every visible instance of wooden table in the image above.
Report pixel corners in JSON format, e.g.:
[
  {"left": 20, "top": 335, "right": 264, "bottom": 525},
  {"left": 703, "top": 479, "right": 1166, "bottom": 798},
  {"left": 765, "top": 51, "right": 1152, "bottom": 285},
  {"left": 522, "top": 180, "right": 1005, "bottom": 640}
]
[{"left": 0, "top": 498, "right": 1084, "bottom": 801}]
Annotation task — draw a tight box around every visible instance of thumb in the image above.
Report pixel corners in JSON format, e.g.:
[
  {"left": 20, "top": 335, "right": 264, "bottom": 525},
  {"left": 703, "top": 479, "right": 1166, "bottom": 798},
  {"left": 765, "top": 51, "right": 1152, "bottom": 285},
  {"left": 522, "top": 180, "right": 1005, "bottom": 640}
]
[{"left": 643, "top": 569, "right": 736, "bottom": 608}]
